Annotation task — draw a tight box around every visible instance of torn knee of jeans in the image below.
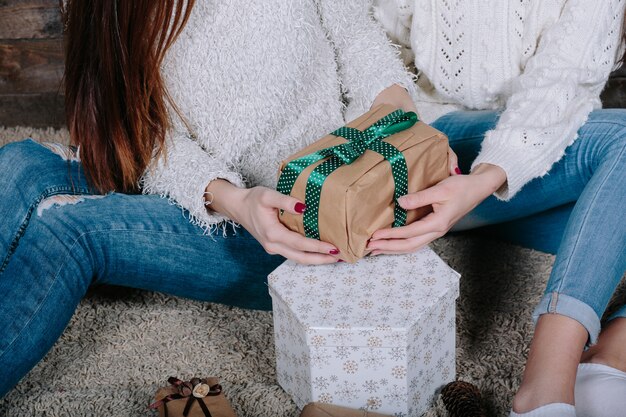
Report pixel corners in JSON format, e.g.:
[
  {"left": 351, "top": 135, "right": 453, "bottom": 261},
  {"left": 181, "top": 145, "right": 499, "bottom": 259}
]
[
  {"left": 40, "top": 142, "right": 80, "bottom": 162},
  {"left": 37, "top": 195, "right": 105, "bottom": 216}
]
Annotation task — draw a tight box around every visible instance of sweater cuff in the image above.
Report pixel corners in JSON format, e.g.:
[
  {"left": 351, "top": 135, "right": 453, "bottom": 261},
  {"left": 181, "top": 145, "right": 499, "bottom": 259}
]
[
  {"left": 190, "top": 169, "right": 246, "bottom": 231},
  {"left": 470, "top": 132, "right": 544, "bottom": 201},
  {"left": 142, "top": 162, "right": 246, "bottom": 234}
]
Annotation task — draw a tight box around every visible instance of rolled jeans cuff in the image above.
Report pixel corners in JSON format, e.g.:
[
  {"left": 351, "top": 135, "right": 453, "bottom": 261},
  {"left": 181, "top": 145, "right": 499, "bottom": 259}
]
[
  {"left": 607, "top": 305, "right": 626, "bottom": 322},
  {"left": 532, "top": 292, "right": 601, "bottom": 345}
]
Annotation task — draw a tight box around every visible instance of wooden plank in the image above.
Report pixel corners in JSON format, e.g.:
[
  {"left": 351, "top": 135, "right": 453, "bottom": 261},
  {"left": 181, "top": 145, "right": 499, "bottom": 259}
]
[
  {"left": 0, "top": 0, "right": 63, "bottom": 39},
  {"left": 0, "top": 39, "right": 64, "bottom": 94},
  {"left": 0, "top": 92, "right": 65, "bottom": 128}
]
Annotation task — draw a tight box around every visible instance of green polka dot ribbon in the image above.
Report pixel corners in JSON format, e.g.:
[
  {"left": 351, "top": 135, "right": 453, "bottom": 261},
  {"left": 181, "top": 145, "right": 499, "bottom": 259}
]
[{"left": 277, "top": 109, "right": 418, "bottom": 240}]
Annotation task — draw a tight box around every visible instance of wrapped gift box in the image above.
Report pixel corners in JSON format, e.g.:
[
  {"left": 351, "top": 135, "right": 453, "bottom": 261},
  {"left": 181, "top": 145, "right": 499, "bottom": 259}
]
[
  {"left": 277, "top": 105, "right": 449, "bottom": 263},
  {"left": 269, "top": 249, "right": 460, "bottom": 416}
]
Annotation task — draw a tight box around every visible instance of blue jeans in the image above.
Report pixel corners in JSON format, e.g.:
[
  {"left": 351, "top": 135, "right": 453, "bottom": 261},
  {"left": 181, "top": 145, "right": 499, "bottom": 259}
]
[
  {"left": 432, "top": 109, "right": 626, "bottom": 343},
  {"left": 0, "top": 109, "right": 624, "bottom": 397},
  {"left": 0, "top": 139, "right": 285, "bottom": 396}
]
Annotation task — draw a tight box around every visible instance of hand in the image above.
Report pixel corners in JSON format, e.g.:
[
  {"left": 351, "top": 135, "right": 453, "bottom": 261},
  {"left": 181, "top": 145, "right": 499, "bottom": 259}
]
[
  {"left": 206, "top": 180, "right": 340, "bottom": 264},
  {"left": 367, "top": 164, "right": 507, "bottom": 255}
]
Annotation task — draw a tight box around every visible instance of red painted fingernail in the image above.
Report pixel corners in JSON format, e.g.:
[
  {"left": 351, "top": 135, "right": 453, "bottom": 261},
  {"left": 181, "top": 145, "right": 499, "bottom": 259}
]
[
  {"left": 337, "top": 259, "right": 344, "bottom": 263},
  {"left": 329, "top": 249, "right": 340, "bottom": 255},
  {"left": 294, "top": 202, "right": 306, "bottom": 214},
  {"left": 454, "top": 167, "right": 462, "bottom": 175}
]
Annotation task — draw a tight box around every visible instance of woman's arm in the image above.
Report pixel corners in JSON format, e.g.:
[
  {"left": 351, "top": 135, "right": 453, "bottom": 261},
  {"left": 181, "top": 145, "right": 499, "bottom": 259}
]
[
  {"left": 141, "top": 129, "right": 246, "bottom": 232},
  {"left": 473, "top": 0, "right": 626, "bottom": 200},
  {"left": 369, "top": 0, "right": 625, "bottom": 255}
]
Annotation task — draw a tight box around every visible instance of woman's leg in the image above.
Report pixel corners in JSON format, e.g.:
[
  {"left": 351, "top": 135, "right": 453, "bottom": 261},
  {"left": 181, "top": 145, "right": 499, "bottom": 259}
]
[
  {"left": 0, "top": 143, "right": 284, "bottom": 398},
  {"left": 433, "top": 109, "right": 626, "bottom": 412},
  {"left": 0, "top": 139, "right": 93, "bottom": 272}
]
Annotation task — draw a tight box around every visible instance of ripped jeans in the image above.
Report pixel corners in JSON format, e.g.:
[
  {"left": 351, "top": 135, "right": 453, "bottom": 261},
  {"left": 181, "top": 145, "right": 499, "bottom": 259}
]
[{"left": 0, "top": 139, "right": 285, "bottom": 397}]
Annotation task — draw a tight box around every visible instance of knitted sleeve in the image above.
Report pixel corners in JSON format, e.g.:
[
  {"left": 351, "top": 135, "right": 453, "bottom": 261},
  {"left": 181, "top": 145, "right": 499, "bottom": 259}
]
[
  {"left": 316, "top": 0, "right": 419, "bottom": 121},
  {"left": 140, "top": 128, "right": 245, "bottom": 233},
  {"left": 472, "top": 0, "right": 626, "bottom": 200}
]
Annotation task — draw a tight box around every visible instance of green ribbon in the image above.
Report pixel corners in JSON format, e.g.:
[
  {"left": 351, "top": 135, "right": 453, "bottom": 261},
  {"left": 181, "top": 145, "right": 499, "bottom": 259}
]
[{"left": 277, "top": 109, "right": 418, "bottom": 240}]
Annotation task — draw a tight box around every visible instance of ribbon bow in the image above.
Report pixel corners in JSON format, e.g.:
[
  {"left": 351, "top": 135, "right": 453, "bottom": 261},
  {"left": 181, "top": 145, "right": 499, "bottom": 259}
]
[
  {"left": 277, "top": 109, "right": 418, "bottom": 240},
  {"left": 149, "top": 377, "right": 222, "bottom": 417}
]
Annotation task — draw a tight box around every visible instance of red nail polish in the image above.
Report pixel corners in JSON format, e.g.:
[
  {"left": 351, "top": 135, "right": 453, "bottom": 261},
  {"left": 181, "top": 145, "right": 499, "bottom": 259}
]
[
  {"left": 454, "top": 167, "right": 462, "bottom": 175},
  {"left": 329, "top": 249, "right": 340, "bottom": 255},
  {"left": 294, "top": 202, "right": 306, "bottom": 214},
  {"left": 337, "top": 259, "right": 344, "bottom": 263}
]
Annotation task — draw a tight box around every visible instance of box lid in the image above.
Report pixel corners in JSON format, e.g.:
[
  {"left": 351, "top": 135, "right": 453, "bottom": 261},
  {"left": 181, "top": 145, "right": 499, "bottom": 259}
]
[{"left": 268, "top": 248, "right": 460, "bottom": 348}]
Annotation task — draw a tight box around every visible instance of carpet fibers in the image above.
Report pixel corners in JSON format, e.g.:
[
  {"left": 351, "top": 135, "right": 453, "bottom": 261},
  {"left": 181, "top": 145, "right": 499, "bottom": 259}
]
[{"left": 0, "top": 127, "right": 624, "bottom": 417}]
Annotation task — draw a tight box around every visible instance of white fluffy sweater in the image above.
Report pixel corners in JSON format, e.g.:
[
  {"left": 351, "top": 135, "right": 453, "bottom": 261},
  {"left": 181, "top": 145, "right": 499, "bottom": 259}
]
[
  {"left": 373, "top": 0, "right": 625, "bottom": 198},
  {"left": 141, "top": 1, "right": 418, "bottom": 231}
]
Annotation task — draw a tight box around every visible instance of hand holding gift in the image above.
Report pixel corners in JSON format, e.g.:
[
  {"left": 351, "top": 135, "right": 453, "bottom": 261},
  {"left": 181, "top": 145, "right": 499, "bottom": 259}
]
[{"left": 277, "top": 105, "right": 450, "bottom": 263}]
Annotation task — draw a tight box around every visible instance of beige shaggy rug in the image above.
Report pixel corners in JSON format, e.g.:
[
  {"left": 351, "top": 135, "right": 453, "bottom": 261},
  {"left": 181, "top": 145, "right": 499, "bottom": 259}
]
[{"left": 0, "top": 126, "right": 624, "bottom": 417}]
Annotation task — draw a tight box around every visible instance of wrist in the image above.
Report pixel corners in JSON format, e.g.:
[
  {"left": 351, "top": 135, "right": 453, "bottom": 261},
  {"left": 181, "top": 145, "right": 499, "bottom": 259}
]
[
  {"left": 470, "top": 163, "right": 507, "bottom": 195},
  {"left": 205, "top": 179, "right": 246, "bottom": 220}
]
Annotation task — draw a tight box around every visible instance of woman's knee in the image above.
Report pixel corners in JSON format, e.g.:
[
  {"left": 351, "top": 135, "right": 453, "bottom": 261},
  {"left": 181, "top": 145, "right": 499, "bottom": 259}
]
[
  {"left": 0, "top": 139, "right": 90, "bottom": 197},
  {"left": 583, "top": 109, "right": 626, "bottom": 158}
]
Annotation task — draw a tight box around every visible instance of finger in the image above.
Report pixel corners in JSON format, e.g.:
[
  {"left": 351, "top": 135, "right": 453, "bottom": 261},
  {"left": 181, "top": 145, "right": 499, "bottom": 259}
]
[
  {"left": 261, "top": 189, "right": 306, "bottom": 215},
  {"left": 264, "top": 222, "right": 340, "bottom": 255},
  {"left": 368, "top": 231, "right": 442, "bottom": 254},
  {"left": 281, "top": 230, "right": 340, "bottom": 255},
  {"left": 274, "top": 244, "right": 339, "bottom": 265},
  {"left": 397, "top": 184, "right": 448, "bottom": 210},
  {"left": 370, "top": 212, "right": 442, "bottom": 241},
  {"left": 448, "top": 148, "right": 460, "bottom": 175}
]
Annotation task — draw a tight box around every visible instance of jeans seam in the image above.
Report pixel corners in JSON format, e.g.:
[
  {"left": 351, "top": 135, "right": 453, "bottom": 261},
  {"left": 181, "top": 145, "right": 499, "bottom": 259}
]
[
  {"left": 0, "top": 186, "right": 92, "bottom": 274},
  {"left": 553, "top": 136, "right": 626, "bottom": 297},
  {"left": 0, "top": 231, "right": 85, "bottom": 359}
]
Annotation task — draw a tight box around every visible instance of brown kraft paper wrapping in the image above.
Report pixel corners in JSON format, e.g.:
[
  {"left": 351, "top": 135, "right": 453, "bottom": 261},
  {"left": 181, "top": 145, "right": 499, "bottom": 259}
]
[
  {"left": 154, "top": 377, "right": 237, "bottom": 417},
  {"left": 278, "top": 104, "right": 450, "bottom": 263},
  {"left": 300, "top": 402, "right": 393, "bottom": 417}
]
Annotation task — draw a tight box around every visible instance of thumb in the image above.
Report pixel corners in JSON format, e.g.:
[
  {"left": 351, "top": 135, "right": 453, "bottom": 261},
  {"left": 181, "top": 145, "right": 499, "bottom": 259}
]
[
  {"left": 448, "top": 148, "right": 460, "bottom": 176},
  {"left": 266, "top": 190, "right": 307, "bottom": 215},
  {"left": 397, "top": 185, "right": 446, "bottom": 210}
]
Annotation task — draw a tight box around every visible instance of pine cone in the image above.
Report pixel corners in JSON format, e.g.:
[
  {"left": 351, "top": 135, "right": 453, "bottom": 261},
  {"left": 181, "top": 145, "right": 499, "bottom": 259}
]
[{"left": 441, "top": 380, "right": 485, "bottom": 417}]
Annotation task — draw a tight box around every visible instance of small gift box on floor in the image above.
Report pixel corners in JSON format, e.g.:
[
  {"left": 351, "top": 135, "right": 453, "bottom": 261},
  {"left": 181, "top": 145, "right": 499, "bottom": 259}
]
[
  {"left": 150, "top": 377, "right": 237, "bottom": 417},
  {"left": 269, "top": 249, "right": 461, "bottom": 416},
  {"left": 277, "top": 104, "right": 449, "bottom": 263}
]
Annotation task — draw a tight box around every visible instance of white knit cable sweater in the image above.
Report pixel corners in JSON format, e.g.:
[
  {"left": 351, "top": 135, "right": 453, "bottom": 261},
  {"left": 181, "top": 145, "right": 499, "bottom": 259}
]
[
  {"left": 140, "top": 0, "right": 418, "bottom": 232},
  {"left": 374, "top": 0, "right": 625, "bottom": 198}
]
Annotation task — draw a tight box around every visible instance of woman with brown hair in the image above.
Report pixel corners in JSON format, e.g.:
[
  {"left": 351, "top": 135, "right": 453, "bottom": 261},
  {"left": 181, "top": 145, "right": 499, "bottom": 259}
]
[{"left": 0, "top": 0, "right": 452, "bottom": 397}]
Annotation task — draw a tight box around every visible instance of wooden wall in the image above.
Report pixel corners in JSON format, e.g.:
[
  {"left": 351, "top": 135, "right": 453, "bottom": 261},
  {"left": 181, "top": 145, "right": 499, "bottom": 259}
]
[
  {"left": 0, "top": 0, "right": 624, "bottom": 127},
  {"left": 0, "top": 0, "right": 65, "bottom": 128}
]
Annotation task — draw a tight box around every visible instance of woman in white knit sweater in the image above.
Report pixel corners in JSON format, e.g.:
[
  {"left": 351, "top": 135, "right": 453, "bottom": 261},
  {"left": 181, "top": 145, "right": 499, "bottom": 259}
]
[{"left": 371, "top": 1, "right": 626, "bottom": 416}]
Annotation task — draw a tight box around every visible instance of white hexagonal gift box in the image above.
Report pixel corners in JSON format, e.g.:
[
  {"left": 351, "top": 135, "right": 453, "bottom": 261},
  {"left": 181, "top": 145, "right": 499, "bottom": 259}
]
[{"left": 268, "top": 248, "right": 461, "bottom": 417}]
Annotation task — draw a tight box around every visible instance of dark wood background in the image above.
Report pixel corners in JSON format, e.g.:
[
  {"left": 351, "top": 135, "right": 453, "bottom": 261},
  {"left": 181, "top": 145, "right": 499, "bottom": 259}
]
[{"left": 0, "top": 0, "right": 625, "bottom": 128}]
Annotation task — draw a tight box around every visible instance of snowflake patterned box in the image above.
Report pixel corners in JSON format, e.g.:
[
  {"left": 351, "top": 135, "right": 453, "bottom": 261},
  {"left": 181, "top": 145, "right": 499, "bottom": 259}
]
[{"left": 268, "top": 248, "right": 461, "bottom": 417}]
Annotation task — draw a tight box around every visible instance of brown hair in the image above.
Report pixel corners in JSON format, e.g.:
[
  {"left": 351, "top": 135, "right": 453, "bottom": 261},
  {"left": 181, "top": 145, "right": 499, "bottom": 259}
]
[{"left": 62, "top": 0, "right": 195, "bottom": 193}]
